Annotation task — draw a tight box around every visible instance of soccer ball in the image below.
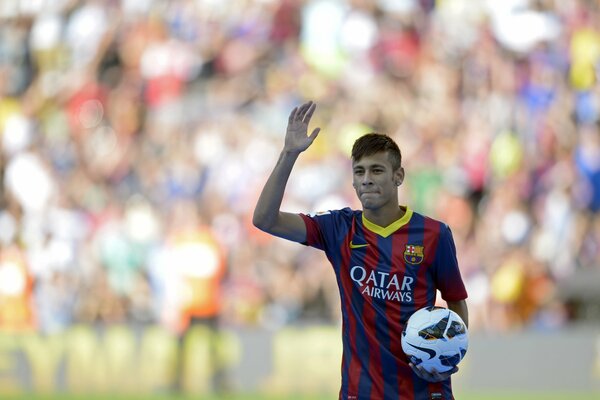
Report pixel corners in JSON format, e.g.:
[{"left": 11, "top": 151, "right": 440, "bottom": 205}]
[{"left": 401, "top": 306, "right": 468, "bottom": 374}]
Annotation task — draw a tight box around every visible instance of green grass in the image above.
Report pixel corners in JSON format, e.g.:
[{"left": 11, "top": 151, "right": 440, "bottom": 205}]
[
  {"left": 456, "top": 393, "right": 598, "bottom": 400},
  {"left": 2, "top": 393, "right": 598, "bottom": 400}
]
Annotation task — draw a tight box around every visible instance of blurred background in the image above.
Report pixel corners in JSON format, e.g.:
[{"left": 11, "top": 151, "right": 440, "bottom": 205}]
[{"left": 0, "top": 0, "right": 599, "bottom": 398}]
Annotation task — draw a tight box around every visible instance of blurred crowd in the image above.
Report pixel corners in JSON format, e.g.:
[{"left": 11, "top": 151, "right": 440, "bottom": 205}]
[{"left": 0, "top": 0, "right": 599, "bottom": 336}]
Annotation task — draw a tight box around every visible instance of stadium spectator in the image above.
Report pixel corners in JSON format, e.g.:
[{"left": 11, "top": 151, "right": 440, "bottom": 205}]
[{"left": 0, "top": 0, "right": 599, "bottom": 341}]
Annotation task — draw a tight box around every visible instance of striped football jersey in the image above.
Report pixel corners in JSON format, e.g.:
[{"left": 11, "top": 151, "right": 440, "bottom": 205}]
[{"left": 300, "top": 206, "right": 468, "bottom": 400}]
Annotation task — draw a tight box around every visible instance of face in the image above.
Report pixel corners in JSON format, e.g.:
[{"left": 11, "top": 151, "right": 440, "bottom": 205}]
[{"left": 352, "top": 151, "right": 404, "bottom": 211}]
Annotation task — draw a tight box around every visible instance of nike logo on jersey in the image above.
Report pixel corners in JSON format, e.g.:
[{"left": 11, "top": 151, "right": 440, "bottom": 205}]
[{"left": 349, "top": 241, "right": 369, "bottom": 249}]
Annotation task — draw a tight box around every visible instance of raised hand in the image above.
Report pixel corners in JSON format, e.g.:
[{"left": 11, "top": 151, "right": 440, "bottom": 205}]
[{"left": 284, "top": 101, "right": 321, "bottom": 154}]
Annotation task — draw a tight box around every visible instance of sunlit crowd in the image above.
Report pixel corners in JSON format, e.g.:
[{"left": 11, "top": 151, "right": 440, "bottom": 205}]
[{"left": 0, "top": 0, "right": 599, "bottom": 335}]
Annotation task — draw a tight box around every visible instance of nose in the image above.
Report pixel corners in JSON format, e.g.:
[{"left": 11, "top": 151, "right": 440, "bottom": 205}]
[{"left": 360, "top": 171, "right": 373, "bottom": 185}]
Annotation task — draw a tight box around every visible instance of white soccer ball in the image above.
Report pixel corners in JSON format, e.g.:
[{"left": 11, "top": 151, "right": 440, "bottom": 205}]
[{"left": 401, "top": 306, "right": 468, "bottom": 374}]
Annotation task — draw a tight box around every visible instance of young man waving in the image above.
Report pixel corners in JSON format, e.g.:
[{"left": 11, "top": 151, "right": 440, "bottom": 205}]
[{"left": 253, "top": 101, "right": 469, "bottom": 400}]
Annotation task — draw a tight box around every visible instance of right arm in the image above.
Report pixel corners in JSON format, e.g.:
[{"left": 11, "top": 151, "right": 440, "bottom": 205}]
[{"left": 252, "top": 101, "right": 321, "bottom": 243}]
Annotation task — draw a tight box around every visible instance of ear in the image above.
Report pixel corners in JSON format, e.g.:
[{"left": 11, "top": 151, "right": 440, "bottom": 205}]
[{"left": 395, "top": 167, "right": 405, "bottom": 186}]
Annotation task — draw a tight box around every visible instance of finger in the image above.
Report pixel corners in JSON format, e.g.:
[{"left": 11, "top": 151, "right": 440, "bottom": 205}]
[
  {"left": 414, "top": 364, "right": 437, "bottom": 381},
  {"left": 295, "top": 103, "right": 307, "bottom": 120},
  {"left": 303, "top": 102, "right": 317, "bottom": 123},
  {"left": 437, "top": 367, "right": 456, "bottom": 376},
  {"left": 430, "top": 371, "right": 442, "bottom": 381},
  {"left": 297, "top": 101, "right": 313, "bottom": 120},
  {"left": 410, "top": 363, "right": 426, "bottom": 377},
  {"left": 439, "top": 367, "right": 458, "bottom": 379},
  {"left": 289, "top": 107, "right": 298, "bottom": 124},
  {"left": 308, "top": 127, "right": 321, "bottom": 141},
  {"left": 419, "top": 367, "right": 433, "bottom": 379},
  {"left": 430, "top": 367, "right": 458, "bottom": 382},
  {"left": 429, "top": 367, "right": 445, "bottom": 379}
]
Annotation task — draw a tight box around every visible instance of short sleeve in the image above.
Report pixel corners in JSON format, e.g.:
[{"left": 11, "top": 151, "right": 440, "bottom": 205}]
[
  {"left": 300, "top": 213, "right": 327, "bottom": 250},
  {"left": 433, "top": 224, "right": 468, "bottom": 302},
  {"left": 299, "top": 208, "right": 355, "bottom": 253}
]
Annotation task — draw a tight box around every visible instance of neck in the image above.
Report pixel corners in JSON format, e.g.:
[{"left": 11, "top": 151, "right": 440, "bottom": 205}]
[{"left": 363, "top": 205, "right": 405, "bottom": 227}]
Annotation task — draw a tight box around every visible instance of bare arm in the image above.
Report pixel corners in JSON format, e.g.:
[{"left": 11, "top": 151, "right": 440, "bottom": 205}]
[
  {"left": 252, "top": 101, "right": 321, "bottom": 243},
  {"left": 447, "top": 299, "right": 469, "bottom": 328}
]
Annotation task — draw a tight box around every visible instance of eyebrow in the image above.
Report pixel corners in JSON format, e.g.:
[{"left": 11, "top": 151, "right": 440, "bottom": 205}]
[{"left": 353, "top": 163, "right": 387, "bottom": 170}]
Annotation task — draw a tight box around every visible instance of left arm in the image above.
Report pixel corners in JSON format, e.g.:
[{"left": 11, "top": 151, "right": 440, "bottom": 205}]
[
  {"left": 447, "top": 299, "right": 469, "bottom": 328},
  {"left": 410, "top": 219, "right": 470, "bottom": 382}
]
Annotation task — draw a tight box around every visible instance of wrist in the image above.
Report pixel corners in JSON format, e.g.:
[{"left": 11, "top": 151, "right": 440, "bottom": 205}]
[{"left": 281, "top": 148, "right": 302, "bottom": 157}]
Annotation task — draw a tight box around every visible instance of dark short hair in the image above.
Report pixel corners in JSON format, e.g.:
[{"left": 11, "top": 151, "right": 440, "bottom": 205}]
[{"left": 351, "top": 133, "right": 402, "bottom": 171}]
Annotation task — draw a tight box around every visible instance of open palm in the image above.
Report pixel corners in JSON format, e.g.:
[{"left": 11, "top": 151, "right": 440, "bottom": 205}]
[{"left": 285, "top": 101, "right": 321, "bottom": 153}]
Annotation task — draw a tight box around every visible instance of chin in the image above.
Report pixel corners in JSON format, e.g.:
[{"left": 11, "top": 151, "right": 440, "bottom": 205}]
[{"left": 360, "top": 200, "right": 380, "bottom": 210}]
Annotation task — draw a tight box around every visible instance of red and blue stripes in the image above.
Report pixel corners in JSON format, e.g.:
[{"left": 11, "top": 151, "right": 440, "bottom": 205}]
[{"left": 300, "top": 207, "right": 467, "bottom": 400}]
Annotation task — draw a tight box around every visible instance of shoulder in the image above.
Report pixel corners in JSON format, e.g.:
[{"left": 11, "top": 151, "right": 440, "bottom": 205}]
[
  {"left": 307, "top": 207, "right": 357, "bottom": 219},
  {"left": 303, "top": 207, "right": 358, "bottom": 229},
  {"left": 411, "top": 210, "right": 452, "bottom": 235}
]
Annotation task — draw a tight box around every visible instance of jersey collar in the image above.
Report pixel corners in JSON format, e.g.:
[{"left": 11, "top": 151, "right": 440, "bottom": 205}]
[{"left": 362, "top": 206, "right": 413, "bottom": 238}]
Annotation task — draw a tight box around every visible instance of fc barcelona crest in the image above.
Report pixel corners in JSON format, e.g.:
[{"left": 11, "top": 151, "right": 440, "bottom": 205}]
[{"left": 404, "top": 244, "right": 424, "bottom": 265}]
